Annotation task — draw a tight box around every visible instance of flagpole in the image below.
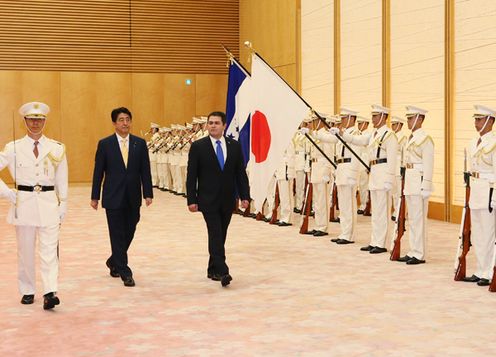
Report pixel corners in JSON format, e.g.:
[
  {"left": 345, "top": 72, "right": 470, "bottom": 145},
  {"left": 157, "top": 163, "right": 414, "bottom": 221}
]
[
  {"left": 221, "top": 44, "right": 252, "bottom": 77},
  {"left": 304, "top": 133, "right": 336, "bottom": 169},
  {"left": 251, "top": 50, "right": 370, "bottom": 173}
]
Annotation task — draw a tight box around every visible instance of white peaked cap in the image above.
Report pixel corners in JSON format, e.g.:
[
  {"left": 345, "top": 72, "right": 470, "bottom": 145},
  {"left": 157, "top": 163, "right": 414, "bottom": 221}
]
[
  {"left": 164, "top": 127, "right": 171, "bottom": 132},
  {"left": 356, "top": 115, "right": 370, "bottom": 123},
  {"left": 186, "top": 123, "right": 193, "bottom": 129},
  {"left": 192, "top": 117, "right": 201, "bottom": 124},
  {"left": 371, "top": 104, "right": 390, "bottom": 114},
  {"left": 150, "top": 122, "right": 160, "bottom": 129},
  {"left": 473, "top": 104, "right": 496, "bottom": 118},
  {"left": 340, "top": 107, "right": 358, "bottom": 116},
  {"left": 405, "top": 105, "right": 428, "bottom": 117},
  {"left": 177, "top": 125, "right": 186, "bottom": 130},
  {"left": 19, "top": 101, "right": 50, "bottom": 119},
  {"left": 159, "top": 127, "right": 166, "bottom": 133},
  {"left": 391, "top": 115, "right": 407, "bottom": 124},
  {"left": 199, "top": 117, "right": 208, "bottom": 124},
  {"left": 171, "top": 124, "right": 178, "bottom": 129}
]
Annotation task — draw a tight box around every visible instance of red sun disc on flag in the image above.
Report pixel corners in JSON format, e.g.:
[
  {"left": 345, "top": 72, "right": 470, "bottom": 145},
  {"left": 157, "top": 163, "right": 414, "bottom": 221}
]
[{"left": 251, "top": 110, "right": 271, "bottom": 163}]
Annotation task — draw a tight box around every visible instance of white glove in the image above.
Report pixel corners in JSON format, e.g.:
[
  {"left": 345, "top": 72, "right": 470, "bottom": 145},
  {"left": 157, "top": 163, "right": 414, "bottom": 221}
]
[
  {"left": 491, "top": 198, "right": 496, "bottom": 210},
  {"left": 2, "top": 188, "right": 17, "bottom": 204},
  {"left": 421, "top": 190, "right": 431, "bottom": 199},
  {"left": 322, "top": 175, "right": 330, "bottom": 182},
  {"left": 348, "top": 178, "right": 357, "bottom": 186},
  {"left": 329, "top": 127, "right": 340, "bottom": 135},
  {"left": 384, "top": 182, "right": 392, "bottom": 192},
  {"left": 300, "top": 127, "right": 310, "bottom": 135},
  {"left": 58, "top": 201, "right": 67, "bottom": 223}
]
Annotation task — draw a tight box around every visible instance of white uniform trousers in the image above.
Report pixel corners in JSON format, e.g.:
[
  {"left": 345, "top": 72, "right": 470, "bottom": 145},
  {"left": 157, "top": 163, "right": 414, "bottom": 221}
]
[
  {"left": 405, "top": 195, "right": 429, "bottom": 260},
  {"left": 470, "top": 209, "right": 496, "bottom": 279},
  {"left": 294, "top": 170, "right": 305, "bottom": 210},
  {"left": 392, "top": 175, "right": 402, "bottom": 217},
  {"left": 174, "top": 165, "right": 183, "bottom": 193},
  {"left": 164, "top": 163, "right": 172, "bottom": 190},
  {"left": 150, "top": 158, "right": 158, "bottom": 186},
  {"left": 264, "top": 176, "right": 277, "bottom": 219},
  {"left": 157, "top": 162, "right": 165, "bottom": 188},
  {"left": 358, "top": 170, "right": 368, "bottom": 210},
  {"left": 337, "top": 184, "right": 357, "bottom": 241},
  {"left": 180, "top": 166, "right": 187, "bottom": 194},
  {"left": 16, "top": 224, "right": 59, "bottom": 295},
  {"left": 277, "top": 179, "right": 293, "bottom": 223},
  {"left": 312, "top": 182, "right": 329, "bottom": 232},
  {"left": 369, "top": 190, "right": 392, "bottom": 248}
]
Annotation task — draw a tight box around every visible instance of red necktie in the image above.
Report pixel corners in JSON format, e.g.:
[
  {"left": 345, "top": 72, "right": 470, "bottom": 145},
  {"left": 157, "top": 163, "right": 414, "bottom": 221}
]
[{"left": 33, "top": 141, "right": 39, "bottom": 158}]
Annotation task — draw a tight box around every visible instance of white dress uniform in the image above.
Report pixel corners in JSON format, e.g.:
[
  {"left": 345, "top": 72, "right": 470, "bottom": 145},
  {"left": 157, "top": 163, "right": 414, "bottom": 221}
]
[
  {"left": 0, "top": 133, "right": 68, "bottom": 296},
  {"left": 275, "top": 144, "right": 296, "bottom": 224},
  {"left": 403, "top": 126, "right": 434, "bottom": 261},
  {"left": 392, "top": 131, "right": 408, "bottom": 216},
  {"left": 343, "top": 123, "right": 398, "bottom": 250},
  {"left": 356, "top": 125, "right": 371, "bottom": 212},
  {"left": 317, "top": 125, "right": 360, "bottom": 241},
  {"left": 309, "top": 127, "right": 334, "bottom": 234},
  {"left": 292, "top": 131, "right": 309, "bottom": 210},
  {"left": 148, "top": 127, "right": 160, "bottom": 186},
  {"left": 468, "top": 131, "right": 496, "bottom": 280}
]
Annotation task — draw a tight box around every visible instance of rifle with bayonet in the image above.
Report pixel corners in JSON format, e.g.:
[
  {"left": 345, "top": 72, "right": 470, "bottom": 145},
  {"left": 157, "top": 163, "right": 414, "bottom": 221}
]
[{"left": 454, "top": 149, "right": 471, "bottom": 281}]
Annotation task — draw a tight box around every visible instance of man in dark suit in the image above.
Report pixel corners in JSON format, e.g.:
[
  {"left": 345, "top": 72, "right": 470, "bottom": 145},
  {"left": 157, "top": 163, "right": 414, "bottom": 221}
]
[
  {"left": 186, "top": 111, "right": 250, "bottom": 287},
  {"left": 91, "top": 107, "right": 153, "bottom": 287}
]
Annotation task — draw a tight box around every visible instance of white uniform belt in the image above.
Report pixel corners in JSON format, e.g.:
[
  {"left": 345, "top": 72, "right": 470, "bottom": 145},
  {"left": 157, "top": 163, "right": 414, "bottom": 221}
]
[
  {"left": 405, "top": 163, "right": 423, "bottom": 170},
  {"left": 471, "top": 171, "right": 495, "bottom": 180}
]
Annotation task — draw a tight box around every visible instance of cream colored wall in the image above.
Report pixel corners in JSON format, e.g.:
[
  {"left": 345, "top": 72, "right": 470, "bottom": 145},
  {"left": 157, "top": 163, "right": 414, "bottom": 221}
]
[
  {"left": 239, "top": 0, "right": 299, "bottom": 89},
  {"left": 453, "top": 0, "right": 496, "bottom": 206},
  {"left": 301, "top": 0, "right": 334, "bottom": 114},
  {"left": 341, "top": 0, "right": 382, "bottom": 115},
  {"left": 0, "top": 71, "right": 227, "bottom": 183},
  {"left": 390, "top": 0, "right": 446, "bottom": 204}
]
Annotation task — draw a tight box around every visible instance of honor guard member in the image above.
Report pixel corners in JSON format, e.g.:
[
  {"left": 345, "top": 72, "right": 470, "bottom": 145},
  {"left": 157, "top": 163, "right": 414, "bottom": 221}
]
[
  {"left": 148, "top": 122, "right": 160, "bottom": 187},
  {"left": 274, "top": 143, "right": 296, "bottom": 226},
  {"left": 179, "top": 124, "right": 193, "bottom": 197},
  {"left": 169, "top": 124, "right": 180, "bottom": 194},
  {"left": 0, "top": 102, "right": 68, "bottom": 309},
  {"left": 391, "top": 115, "right": 408, "bottom": 220},
  {"left": 292, "top": 120, "right": 311, "bottom": 213},
  {"left": 156, "top": 127, "right": 167, "bottom": 190},
  {"left": 305, "top": 113, "right": 334, "bottom": 236},
  {"left": 356, "top": 115, "right": 371, "bottom": 214},
  {"left": 463, "top": 105, "right": 496, "bottom": 285},
  {"left": 317, "top": 107, "right": 360, "bottom": 244},
  {"left": 341, "top": 105, "right": 398, "bottom": 253},
  {"left": 398, "top": 106, "right": 434, "bottom": 265}
]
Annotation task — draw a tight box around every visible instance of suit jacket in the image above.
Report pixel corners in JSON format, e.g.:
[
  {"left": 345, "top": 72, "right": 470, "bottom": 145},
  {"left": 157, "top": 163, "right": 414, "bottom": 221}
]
[
  {"left": 186, "top": 136, "right": 250, "bottom": 212},
  {"left": 91, "top": 133, "right": 153, "bottom": 209}
]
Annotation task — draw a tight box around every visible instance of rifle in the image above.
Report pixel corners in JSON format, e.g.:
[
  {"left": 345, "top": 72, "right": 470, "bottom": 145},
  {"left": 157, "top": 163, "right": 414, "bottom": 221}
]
[
  {"left": 454, "top": 151, "right": 471, "bottom": 281},
  {"left": 390, "top": 166, "right": 406, "bottom": 261},
  {"left": 299, "top": 181, "right": 313, "bottom": 234},
  {"left": 363, "top": 191, "right": 372, "bottom": 216},
  {"left": 269, "top": 183, "right": 280, "bottom": 224},
  {"left": 489, "top": 263, "right": 496, "bottom": 292},
  {"left": 329, "top": 182, "right": 339, "bottom": 222}
]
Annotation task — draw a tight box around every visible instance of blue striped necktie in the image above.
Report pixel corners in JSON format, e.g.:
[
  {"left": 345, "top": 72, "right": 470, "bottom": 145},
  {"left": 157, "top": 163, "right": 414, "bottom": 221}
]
[{"left": 216, "top": 140, "right": 224, "bottom": 170}]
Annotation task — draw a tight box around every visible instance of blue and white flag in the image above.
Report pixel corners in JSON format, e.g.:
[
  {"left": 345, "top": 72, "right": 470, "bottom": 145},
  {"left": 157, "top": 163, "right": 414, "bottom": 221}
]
[{"left": 225, "top": 58, "right": 253, "bottom": 166}]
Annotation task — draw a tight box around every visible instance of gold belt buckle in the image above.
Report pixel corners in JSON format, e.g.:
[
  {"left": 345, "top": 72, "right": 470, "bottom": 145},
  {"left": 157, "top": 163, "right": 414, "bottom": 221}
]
[
  {"left": 406, "top": 163, "right": 413, "bottom": 169},
  {"left": 370, "top": 159, "right": 377, "bottom": 165},
  {"left": 33, "top": 184, "right": 42, "bottom": 193},
  {"left": 471, "top": 172, "right": 480, "bottom": 179}
]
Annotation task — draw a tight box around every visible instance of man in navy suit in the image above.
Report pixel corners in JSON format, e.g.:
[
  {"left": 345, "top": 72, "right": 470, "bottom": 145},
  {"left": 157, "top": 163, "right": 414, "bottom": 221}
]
[
  {"left": 91, "top": 107, "right": 153, "bottom": 287},
  {"left": 186, "top": 111, "right": 250, "bottom": 287}
]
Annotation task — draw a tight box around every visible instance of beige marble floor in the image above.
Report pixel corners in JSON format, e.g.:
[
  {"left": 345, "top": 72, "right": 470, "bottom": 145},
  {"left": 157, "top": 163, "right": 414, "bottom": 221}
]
[{"left": 0, "top": 186, "right": 495, "bottom": 356}]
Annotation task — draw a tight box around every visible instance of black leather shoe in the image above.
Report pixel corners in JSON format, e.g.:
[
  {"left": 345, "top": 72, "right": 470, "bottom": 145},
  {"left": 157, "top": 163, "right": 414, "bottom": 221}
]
[
  {"left": 397, "top": 255, "right": 411, "bottom": 262},
  {"left": 336, "top": 239, "right": 354, "bottom": 245},
  {"left": 122, "top": 276, "right": 136, "bottom": 287},
  {"left": 462, "top": 274, "right": 480, "bottom": 283},
  {"left": 406, "top": 257, "right": 426, "bottom": 265},
  {"left": 106, "top": 259, "right": 120, "bottom": 278},
  {"left": 310, "top": 211, "right": 315, "bottom": 217},
  {"left": 391, "top": 215, "right": 396, "bottom": 222},
  {"left": 330, "top": 217, "right": 340, "bottom": 223},
  {"left": 370, "top": 247, "right": 388, "bottom": 254},
  {"left": 357, "top": 209, "right": 364, "bottom": 214},
  {"left": 208, "top": 273, "right": 222, "bottom": 281},
  {"left": 313, "top": 230, "right": 328, "bottom": 237},
  {"left": 21, "top": 294, "right": 34, "bottom": 305},
  {"left": 277, "top": 221, "right": 292, "bottom": 227},
  {"left": 221, "top": 274, "right": 232, "bottom": 287},
  {"left": 360, "top": 245, "right": 374, "bottom": 251},
  {"left": 43, "top": 292, "right": 60, "bottom": 310},
  {"left": 477, "top": 278, "right": 490, "bottom": 286},
  {"left": 293, "top": 208, "right": 301, "bottom": 214},
  {"left": 330, "top": 238, "right": 340, "bottom": 243},
  {"left": 304, "top": 230, "right": 317, "bottom": 235}
]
